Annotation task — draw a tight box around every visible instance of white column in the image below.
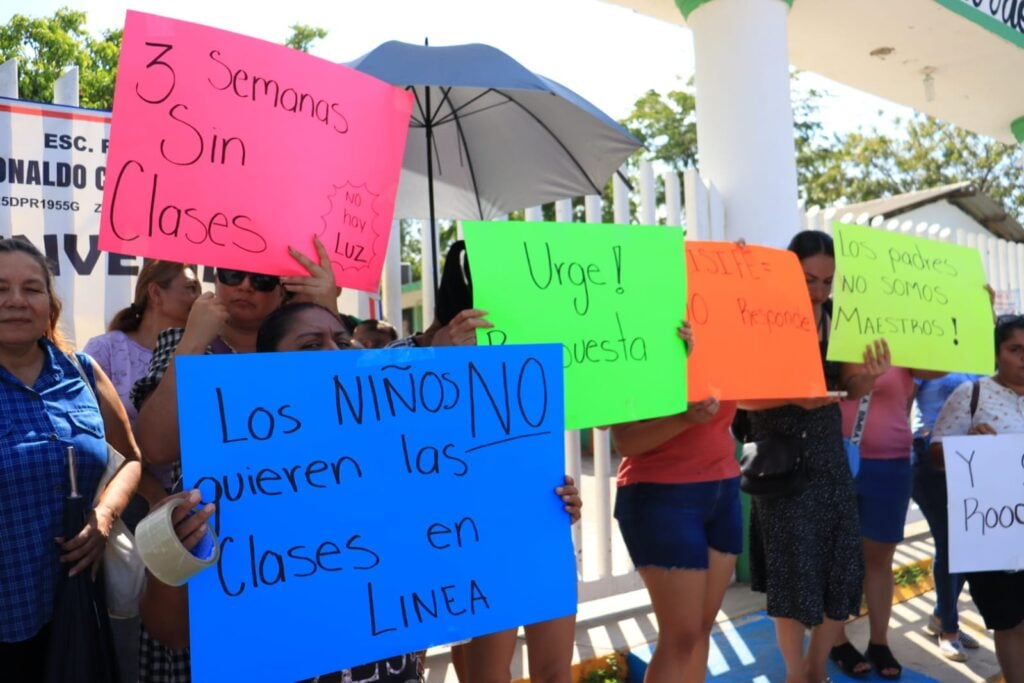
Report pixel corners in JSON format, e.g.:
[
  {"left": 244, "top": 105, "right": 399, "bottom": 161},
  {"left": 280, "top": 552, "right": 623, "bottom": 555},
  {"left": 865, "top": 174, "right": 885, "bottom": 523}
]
[
  {"left": 554, "top": 198, "right": 573, "bottom": 223},
  {"left": 420, "top": 220, "right": 437, "bottom": 329},
  {"left": 53, "top": 66, "right": 80, "bottom": 106},
  {"left": 0, "top": 59, "right": 18, "bottom": 98},
  {"left": 380, "top": 219, "right": 403, "bottom": 326},
  {"left": 688, "top": 0, "right": 799, "bottom": 247}
]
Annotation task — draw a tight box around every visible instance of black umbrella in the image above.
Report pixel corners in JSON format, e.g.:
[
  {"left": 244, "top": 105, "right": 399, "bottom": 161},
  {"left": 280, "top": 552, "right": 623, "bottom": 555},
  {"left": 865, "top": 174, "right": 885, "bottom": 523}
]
[{"left": 44, "top": 446, "right": 120, "bottom": 683}]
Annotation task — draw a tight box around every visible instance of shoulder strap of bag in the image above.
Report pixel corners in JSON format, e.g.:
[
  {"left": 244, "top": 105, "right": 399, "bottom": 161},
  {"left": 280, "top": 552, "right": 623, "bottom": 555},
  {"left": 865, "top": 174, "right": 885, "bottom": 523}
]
[
  {"left": 66, "top": 352, "right": 100, "bottom": 401},
  {"left": 849, "top": 392, "right": 871, "bottom": 446},
  {"left": 970, "top": 380, "right": 980, "bottom": 419},
  {"left": 66, "top": 353, "right": 128, "bottom": 500}
]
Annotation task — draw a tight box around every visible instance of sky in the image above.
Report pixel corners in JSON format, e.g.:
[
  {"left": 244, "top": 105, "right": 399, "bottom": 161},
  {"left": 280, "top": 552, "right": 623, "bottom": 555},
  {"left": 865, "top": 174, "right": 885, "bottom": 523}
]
[{"left": 2, "top": 0, "right": 913, "bottom": 133}]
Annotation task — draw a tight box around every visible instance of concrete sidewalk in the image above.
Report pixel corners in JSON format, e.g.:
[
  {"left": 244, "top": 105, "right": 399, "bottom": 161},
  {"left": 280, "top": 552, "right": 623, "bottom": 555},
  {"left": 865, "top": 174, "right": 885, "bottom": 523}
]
[{"left": 421, "top": 515, "right": 1004, "bottom": 682}]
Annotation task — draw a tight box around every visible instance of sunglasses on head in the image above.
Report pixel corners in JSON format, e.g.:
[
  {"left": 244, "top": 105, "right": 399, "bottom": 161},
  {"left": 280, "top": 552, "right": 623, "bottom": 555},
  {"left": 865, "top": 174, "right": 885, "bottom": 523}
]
[{"left": 216, "top": 269, "right": 281, "bottom": 292}]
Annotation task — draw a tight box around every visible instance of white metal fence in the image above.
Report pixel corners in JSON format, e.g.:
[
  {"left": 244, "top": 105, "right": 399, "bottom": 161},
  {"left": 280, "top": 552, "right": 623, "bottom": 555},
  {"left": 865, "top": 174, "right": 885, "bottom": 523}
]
[{"left": 5, "top": 65, "right": 1020, "bottom": 604}]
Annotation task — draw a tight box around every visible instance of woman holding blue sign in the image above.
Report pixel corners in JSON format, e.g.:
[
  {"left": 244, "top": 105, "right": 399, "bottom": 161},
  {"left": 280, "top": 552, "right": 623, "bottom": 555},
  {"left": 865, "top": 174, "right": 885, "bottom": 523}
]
[
  {"left": 393, "top": 240, "right": 582, "bottom": 683},
  {"left": 611, "top": 321, "right": 743, "bottom": 683},
  {"left": 930, "top": 315, "right": 1024, "bottom": 683},
  {"left": 131, "top": 238, "right": 344, "bottom": 683},
  {"left": 261, "top": 302, "right": 583, "bottom": 683},
  {"left": 135, "top": 303, "right": 421, "bottom": 683},
  {"left": 257, "top": 302, "right": 424, "bottom": 683}
]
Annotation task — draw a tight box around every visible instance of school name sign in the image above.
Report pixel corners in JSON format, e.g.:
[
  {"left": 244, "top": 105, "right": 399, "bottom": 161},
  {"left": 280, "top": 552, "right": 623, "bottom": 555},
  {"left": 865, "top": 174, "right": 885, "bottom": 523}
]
[
  {"left": 827, "top": 223, "right": 993, "bottom": 374},
  {"left": 0, "top": 100, "right": 128, "bottom": 346},
  {"left": 99, "top": 11, "right": 413, "bottom": 292},
  {"left": 178, "top": 346, "right": 574, "bottom": 683},
  {"left": 943, "top": 434, "right": 1024, "bottom": 573},
  {"left": 464, "top": 221, "right": 687, "bottom": 430}
]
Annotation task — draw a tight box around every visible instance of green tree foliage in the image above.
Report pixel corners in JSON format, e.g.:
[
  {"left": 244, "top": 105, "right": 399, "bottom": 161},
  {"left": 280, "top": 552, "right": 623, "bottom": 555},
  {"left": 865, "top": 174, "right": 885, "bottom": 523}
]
[
  {"left": 622, "top": 87, "right": 698, "bottom": 174},
  {"left": 620, "top": 75, "right": 1024, "bottom": 223},
  {"left": 804, "top": 114, "right": 1024, "bottom": 220},
  {"left": 284, "top": 24, "right": 327, "bottom": 53},
  {"left": 399, "top": 219, "right": 459, "bottom": 282},
  {"left": 0, "top": 8, "right": 121, "bottom": 109},
  {"left": 0, "top": 10, "right": 327, "bottom": 109}
]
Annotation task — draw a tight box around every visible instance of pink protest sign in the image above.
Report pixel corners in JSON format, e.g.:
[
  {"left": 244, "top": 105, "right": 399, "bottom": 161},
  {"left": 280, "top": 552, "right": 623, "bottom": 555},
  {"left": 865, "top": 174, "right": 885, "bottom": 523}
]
[{"left": 99, "top": 11, "right": 412, "bottom": 292}]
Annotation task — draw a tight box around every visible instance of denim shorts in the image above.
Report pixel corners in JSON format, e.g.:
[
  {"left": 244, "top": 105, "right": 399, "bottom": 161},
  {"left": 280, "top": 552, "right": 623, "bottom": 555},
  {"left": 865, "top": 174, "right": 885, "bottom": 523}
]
[
  {"left": 855, "top": 457, "right": 913, "bottom": 544},
  {"left": 614, "top": 477, "right": 743, "bottom": 570}
]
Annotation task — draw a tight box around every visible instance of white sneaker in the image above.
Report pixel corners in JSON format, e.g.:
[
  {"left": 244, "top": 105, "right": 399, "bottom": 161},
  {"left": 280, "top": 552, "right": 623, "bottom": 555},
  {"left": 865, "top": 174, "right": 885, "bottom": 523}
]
[
  {"left": 938, "top": 637, "right": 968, "bottom": 662},
  {"left": 926, "top": 614, "right": 980, "bottom": 650},
  {"left": 958, "top": 630, "right": 980, "bottom": 649}
]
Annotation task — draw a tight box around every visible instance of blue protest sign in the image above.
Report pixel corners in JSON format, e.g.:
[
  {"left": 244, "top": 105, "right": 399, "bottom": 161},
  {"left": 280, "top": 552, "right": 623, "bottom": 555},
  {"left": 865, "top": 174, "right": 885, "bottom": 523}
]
[{"left": 176, "top": 345, "right": 573, "bottom": 683}]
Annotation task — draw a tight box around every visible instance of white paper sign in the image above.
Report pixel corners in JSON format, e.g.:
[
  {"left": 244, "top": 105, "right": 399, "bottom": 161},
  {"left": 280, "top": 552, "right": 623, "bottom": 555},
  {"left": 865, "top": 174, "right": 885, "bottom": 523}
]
[
  {"left": 0, "top": 97, "right": 136, "bottom": 347},
  {"left": 944, "top": 434, "right": 1024, "bottom": 573}
]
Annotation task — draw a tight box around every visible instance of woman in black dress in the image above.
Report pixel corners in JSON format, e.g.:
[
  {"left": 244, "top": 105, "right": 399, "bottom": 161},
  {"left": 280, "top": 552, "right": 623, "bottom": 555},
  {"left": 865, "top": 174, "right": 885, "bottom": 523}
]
[{"left": 742, "top": 231, "right": 886, "bottom": 683}]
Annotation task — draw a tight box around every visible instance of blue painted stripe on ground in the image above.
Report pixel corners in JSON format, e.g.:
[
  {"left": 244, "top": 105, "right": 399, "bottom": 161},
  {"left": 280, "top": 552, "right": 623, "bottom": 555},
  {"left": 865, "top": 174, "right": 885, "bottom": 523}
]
[{"left": 626, "top": 611, "right": 940, "bottom": 683}]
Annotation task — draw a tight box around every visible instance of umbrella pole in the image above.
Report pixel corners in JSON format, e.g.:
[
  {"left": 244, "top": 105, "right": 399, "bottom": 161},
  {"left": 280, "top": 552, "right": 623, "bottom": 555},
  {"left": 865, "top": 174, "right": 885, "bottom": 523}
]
[{"left": 424, "top": 84, "right": 440, "bottom": 301}]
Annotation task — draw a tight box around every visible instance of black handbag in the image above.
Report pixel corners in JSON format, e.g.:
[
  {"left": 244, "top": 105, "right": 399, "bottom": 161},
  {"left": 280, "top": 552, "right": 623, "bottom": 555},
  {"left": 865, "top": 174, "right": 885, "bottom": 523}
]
[{"left": 739, "top": 431, "right": 808, "bottom": 499}]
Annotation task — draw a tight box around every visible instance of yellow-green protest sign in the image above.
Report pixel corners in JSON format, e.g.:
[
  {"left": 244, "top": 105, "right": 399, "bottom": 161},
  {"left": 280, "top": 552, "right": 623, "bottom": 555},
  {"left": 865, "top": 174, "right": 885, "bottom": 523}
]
[
  {"left": 463, "top": 221, "right": 687, "bottom": 430},
  {"left": 827, "top": 223, "right": 994, "bottom": 373}
]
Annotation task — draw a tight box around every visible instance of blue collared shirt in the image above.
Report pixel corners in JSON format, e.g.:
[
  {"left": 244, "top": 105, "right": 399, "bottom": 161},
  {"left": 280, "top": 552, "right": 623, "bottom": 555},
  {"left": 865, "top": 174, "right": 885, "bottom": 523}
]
[
  {"left": 913, "top": 372, "right": 981, "bottom": 438},
  {"left": 0, "top": 340, "right": 107, "bottom": 642}
]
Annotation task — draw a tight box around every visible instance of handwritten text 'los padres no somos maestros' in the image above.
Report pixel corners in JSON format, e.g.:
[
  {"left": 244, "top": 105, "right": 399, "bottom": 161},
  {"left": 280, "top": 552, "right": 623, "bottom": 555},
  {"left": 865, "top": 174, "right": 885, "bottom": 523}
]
[{"left": 833, "top": 228, "right": 960, "bottom": 339}]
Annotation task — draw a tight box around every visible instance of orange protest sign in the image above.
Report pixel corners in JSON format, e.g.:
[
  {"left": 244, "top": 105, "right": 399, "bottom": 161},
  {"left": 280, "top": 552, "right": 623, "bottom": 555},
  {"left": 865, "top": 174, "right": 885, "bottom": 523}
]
[{"left": 686, "top": 241, "right": 827, "bottom": 400}]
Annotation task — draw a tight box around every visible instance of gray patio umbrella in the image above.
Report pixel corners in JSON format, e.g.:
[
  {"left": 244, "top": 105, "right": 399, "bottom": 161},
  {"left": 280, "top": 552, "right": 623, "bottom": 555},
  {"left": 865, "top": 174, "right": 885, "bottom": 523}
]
[{"left": 347, "top": 40, "right": 642, "bottom": 289}]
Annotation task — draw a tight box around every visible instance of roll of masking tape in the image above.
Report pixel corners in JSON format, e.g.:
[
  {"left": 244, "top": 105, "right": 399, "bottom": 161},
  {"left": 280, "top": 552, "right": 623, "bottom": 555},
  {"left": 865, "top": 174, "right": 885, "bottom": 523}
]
[{"left": 135, "top": 496, "right": 219, "bottom": 586}]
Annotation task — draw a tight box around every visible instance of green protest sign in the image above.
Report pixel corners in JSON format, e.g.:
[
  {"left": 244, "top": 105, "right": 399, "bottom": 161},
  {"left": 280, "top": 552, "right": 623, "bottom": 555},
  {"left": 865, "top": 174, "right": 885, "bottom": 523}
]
[
  {"left": 463, "top": 221, "right": 687, "bottom": 430},
  {"left": 827, "top": 222, "right": 994, "bottom": 374}
]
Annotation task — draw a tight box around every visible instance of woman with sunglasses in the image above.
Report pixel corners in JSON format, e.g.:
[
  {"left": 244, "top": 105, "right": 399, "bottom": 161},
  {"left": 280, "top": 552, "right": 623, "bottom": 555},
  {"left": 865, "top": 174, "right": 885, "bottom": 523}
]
[
  {"left": 133, "top": 237, "right": 339, "bottom": 466},
  {"left": 129, "top": 238, "right": 341, "bottom": 683}
]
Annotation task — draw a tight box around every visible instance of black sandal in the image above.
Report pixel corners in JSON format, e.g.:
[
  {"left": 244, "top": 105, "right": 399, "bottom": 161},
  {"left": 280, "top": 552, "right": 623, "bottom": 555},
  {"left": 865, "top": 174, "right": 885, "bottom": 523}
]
[
  {"left": 829, "top": 642, "right": 871, "bottom": 678},
  {"left": 865, "top": 642, "right": 903, "bottom": 680}
]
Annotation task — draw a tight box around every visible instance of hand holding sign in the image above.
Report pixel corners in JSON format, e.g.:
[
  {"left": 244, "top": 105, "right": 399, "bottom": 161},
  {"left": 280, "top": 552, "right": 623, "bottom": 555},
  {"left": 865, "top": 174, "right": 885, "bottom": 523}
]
[
  {"left": 282, "top": 236, "right": 341, "bottom": 313},
  {"left": 861, "top": 338, "right": 892, "bottom": 378},
  {"left": 969, "top": 421, "right": 999, "bottom": 436},
  {"left": 433, "top": 309, "right": 493, "bottom": 347}
]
